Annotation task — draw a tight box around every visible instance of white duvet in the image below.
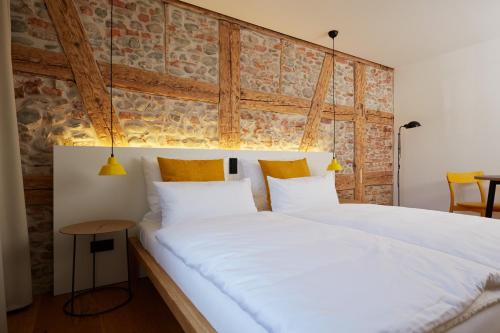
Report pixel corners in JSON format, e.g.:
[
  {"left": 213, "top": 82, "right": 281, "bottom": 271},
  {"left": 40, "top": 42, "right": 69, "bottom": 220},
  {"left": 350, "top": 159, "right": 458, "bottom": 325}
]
[
  {"left": 292, "top": 204, "right": 500, "bottom": 272},
  {"left": 155, "top": 212, "right": 500, "bottom": 333}
]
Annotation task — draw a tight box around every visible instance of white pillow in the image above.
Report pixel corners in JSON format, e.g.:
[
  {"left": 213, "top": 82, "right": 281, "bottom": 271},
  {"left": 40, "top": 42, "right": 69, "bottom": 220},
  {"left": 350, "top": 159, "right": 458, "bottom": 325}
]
[
  {"left": 154, "top": 178, "right": 257, "bottom": 227},
  {"left": 141, "top": 156, "right": 230, "bottom": 213},
  {"left": 142, "top": 157, "right": 163, "bottom": 213},
  {"left": 240, "top": 159, "right": 269, "bottom": 211},
  {"left": 267, "top": 173, "right": 339, "bottom": 213}
]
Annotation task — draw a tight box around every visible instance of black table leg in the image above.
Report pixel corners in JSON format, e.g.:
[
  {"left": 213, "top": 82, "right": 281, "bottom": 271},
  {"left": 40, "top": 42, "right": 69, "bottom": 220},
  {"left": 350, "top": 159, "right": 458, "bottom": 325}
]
[
  {"left": 70, "top": 235, "right": 76, "bottom": 314},
  {"left": 125, "top": 229, "right": 132, "bottom": 297},
  {"left": 485, "top": 181, "right": 497, "bottom": 218},
  {"left": 92, "top": 234, "right": 96, "bottom": 290}
]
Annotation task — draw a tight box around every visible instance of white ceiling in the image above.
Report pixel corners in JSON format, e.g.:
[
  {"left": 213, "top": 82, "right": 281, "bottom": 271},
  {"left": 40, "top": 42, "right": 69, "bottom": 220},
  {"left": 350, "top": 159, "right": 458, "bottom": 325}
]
[{"left": 184, "top": 0, "right": 500, "bottom": 68}]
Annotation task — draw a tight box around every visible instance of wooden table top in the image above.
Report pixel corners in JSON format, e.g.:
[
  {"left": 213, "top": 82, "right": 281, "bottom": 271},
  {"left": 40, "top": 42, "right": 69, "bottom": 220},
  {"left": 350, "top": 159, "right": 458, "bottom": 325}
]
[
  {"left": 475, "top": 175, "right": 500, "bottom": 182},
  {"left": 60, "top": 220, "right": 136, "bottom": 235}
]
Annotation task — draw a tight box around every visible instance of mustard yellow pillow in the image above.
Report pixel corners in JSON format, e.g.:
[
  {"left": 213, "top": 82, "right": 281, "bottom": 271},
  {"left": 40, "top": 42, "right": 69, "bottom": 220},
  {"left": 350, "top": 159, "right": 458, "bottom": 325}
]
[
  {"left": 258, "top": 158, "right": 311, "bottom": 207},
  {"left": 157, "top": 158, "right": 225, "bottom": 182}
]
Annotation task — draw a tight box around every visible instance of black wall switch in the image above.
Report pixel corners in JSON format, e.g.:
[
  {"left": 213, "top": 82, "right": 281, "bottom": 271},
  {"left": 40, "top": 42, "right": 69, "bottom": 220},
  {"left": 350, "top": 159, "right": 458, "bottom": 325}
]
[
  {"left": 90, "top": 239, "right": 114, "bottom": 253},
  {"left": 229, "top": 158, "right": 238, "bottom": 174}
]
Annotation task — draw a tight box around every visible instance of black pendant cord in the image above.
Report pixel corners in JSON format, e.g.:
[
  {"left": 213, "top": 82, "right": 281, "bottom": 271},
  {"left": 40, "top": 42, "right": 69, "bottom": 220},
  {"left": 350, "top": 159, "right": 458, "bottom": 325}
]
[
  {"left": 332, "top": 34, "right": 336, "bottom": 158},
  {"left": 110, "top": 0, "right": 114, "bottom": 157}
]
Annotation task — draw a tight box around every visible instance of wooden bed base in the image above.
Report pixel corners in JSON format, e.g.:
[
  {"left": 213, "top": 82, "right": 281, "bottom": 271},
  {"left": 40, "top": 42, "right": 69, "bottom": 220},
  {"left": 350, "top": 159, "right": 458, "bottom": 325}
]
[{"left": 128, "top": 237, "right": 216, "bottom": 333}]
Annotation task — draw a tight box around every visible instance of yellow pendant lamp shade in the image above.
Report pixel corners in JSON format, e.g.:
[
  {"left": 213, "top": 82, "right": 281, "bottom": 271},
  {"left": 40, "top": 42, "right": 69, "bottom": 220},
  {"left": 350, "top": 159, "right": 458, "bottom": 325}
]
[
  {"left": 327, "top": 158, "right": 343, "bottom": 171},
  {"left": 99, "top": 155, "right": 127, "bottom": 176}
]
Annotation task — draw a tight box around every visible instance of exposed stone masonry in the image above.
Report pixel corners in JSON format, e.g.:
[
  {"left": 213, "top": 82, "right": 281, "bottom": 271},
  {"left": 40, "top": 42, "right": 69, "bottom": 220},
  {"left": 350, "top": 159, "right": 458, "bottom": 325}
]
[
  {"left": 365, "top": 65, "right": 393, "bottom": 113},
  {"left": 280, "top": 41, "right": 324, "bottom": 99},
  {"left": 114, "top": 89, "right": 219, "bottom": 147},
  {"left": 240, "top": 29, "right": 281, "bottom": 93},
  {"left": 365, "top": 122, "right": 393, "bottom": 173},
  {"left": 326, "top": 58, "right": 354, "bottom": 106},
  {"left": 10, "top": 0, "right": 62, "bottom": 51},
  {"left": 365, "top": 185, "right": 393, "bottom": 205},
  {"left": 76, "top": 0, "right": 165, "bottom": 72},
  {"left": 240, "top": 109, "right": 306, "bottom": 150},
  {"left": 165, "top": 4, "right": 219, "bottom": 83}
]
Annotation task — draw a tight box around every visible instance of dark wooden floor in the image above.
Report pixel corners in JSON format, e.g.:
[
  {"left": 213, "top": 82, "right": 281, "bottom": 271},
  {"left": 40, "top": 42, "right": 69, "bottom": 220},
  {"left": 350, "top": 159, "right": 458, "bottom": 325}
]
[{"left": 7, "top": 278, "right": 184, "bottom": 333}]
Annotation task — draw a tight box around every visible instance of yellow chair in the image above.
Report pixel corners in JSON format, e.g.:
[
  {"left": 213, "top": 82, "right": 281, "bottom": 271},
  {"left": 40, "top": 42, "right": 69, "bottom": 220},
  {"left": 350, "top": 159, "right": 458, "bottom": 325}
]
[{"left": 447, "top": 171, "right": 500, "bottom": 217}]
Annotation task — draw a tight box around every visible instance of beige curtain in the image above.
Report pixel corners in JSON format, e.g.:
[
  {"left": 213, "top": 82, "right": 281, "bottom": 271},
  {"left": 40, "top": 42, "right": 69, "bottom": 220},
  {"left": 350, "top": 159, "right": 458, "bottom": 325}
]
[
  {"left": 0, "top": 240, "right": 7, "bottom": 332},
  {"left": 0, "top": 0, "right": 33, "bottom": 312}
]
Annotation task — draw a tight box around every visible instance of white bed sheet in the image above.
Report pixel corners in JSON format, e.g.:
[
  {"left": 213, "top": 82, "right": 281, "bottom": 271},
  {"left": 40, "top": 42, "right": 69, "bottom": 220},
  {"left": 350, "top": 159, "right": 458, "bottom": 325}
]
[
  {"left": 138, "top": 215, "right": 266, "bottom": 333},
  {"left": 139, "top": 213, "right": 500, "bottom": 333}
]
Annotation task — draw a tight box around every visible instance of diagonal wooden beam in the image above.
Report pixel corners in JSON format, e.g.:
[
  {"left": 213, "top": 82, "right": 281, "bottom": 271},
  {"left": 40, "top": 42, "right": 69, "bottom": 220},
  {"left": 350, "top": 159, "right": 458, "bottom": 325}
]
[
  {"left": 353, "top": 62, "right": 366, "bottom": 201},
  {"left": 299, "top": 54, "right": 333, "bottom": 151},
  {"left": 218, "top": 21, "right": 241, "bottom": 148},
  {"left": 44, "top": 0, "right": 127, "bottom": 146}
]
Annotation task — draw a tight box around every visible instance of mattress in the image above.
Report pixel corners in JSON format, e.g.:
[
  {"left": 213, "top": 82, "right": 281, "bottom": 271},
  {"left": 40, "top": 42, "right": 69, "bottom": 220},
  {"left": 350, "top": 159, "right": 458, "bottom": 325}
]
[{"left": 138, "top": 214, "right": 500, "bottom": 333}]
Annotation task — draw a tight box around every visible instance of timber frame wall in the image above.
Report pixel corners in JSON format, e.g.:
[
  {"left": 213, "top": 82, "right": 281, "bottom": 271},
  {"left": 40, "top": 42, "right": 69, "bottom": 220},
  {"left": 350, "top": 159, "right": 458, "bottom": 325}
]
[{"left": 11, "top": 0, "right": 394, "bottom": 292}]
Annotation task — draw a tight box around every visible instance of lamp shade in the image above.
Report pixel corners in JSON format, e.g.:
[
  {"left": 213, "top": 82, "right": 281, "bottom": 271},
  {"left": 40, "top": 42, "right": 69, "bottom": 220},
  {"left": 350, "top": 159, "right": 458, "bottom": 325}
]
[
  {"left": 403, "top": 121, "right": 421, "bottom": 129},
  {"left": 99, "top": 156, "right": 127, "bottom": 176},
  {"left": 327, "top": 158, "right": 343, "bottom": 171}
]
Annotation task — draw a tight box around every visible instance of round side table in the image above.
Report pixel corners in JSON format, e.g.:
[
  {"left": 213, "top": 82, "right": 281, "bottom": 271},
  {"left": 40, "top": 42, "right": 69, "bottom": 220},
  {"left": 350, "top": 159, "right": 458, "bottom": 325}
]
[{"left": 60, "top": 220, "right": 135, "bottom": 316}]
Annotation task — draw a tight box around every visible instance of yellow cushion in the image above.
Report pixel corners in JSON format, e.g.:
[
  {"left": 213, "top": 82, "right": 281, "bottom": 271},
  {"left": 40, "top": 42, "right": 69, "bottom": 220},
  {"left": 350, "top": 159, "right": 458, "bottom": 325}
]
[
  {"left": 157, "top": 158, "right": 225, "bottom": 182},
  {"left": 258, "top": 158, "right": 311, "bottom": 207}
]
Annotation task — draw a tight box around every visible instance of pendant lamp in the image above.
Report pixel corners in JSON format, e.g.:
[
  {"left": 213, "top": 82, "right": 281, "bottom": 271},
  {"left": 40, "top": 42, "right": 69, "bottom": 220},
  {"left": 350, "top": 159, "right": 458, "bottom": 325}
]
[
  {"left": 99, "top": 0, "right": 126, "bottom": 176},
  {"left": 326, "top": 30, "right": 343, "bottom": 172}
]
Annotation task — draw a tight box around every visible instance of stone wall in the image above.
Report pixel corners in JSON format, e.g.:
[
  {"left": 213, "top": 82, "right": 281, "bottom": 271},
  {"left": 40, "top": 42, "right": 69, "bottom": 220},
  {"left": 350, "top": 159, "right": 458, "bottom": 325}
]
[{"left": 10, "top": 0, "right": 394, "bottom": 294}]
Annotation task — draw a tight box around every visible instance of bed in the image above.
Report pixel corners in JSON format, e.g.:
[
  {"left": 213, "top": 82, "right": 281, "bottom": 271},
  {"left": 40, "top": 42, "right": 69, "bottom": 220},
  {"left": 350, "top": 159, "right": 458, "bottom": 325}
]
[
  {"left": 53, "top": 146, "right": 500, "bottom": 332},
  {"left": 131, "top": 211, "right": 500, "bottom": 333}
]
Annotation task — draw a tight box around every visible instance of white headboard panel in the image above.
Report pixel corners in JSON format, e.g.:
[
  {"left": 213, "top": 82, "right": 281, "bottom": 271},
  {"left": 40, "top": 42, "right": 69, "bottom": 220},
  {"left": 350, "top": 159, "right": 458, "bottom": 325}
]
[{"left": 53, "top": 146, "right": 330, "bottom": 295}]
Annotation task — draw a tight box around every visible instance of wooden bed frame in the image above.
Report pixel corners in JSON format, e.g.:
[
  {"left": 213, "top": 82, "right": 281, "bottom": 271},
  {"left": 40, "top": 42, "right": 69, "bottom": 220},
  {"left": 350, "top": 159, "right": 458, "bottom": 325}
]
[{"left": 128, "top": 237, "right": 216, "bottom": 333}]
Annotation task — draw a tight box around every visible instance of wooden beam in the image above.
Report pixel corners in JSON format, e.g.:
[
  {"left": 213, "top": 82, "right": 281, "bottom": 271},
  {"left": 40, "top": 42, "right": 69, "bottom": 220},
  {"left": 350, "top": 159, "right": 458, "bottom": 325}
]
[
  {"left": 23, "top": 175, "right": 53, "bottom": 190},
  {"left": 366, "top": 115, "right": 394, "bottom": 125},
  {"left": 299, "top": 54, "right": 333, "bottom": 151},
  {"left": 364, "top": 171, "right": 393, "bottom": 186},
  {"left": 44, "top": 0, "right": 127, "bottom": 146},
  {"left": 240, "top": 89, "right": 310, "bottom": 115},
  {"left": 322, "top": 104, "right": 355, "bottom": 115},
  {"left": 11, "top": 43, "right": 73, "bottom": 80},
  {"left": 353, "top": 62, "right": 366, "bottom": 201},
  {"left": 218, "top": 21, "right": 241, "bottom": 148},
  {"left": 366, "top": 109, "right": 394, "bottom": 119},
  {"left": 24, "top": 190, "right": 53, "bottom": 206},
  {"left": 163, "top": 0, "right": 393, "bottom": 71},
  {"left": 229, "top": 24, "right": 241, "bottom": 147},
  {"left": 99, "top": 63, "right": 219, "bottom": 104}
]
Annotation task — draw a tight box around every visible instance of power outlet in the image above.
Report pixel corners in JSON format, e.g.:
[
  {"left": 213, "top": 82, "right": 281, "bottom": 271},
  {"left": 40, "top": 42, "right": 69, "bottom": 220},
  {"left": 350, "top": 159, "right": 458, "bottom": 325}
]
[{"left": 90, "top": 239, "right": 114, "bottom": 253}]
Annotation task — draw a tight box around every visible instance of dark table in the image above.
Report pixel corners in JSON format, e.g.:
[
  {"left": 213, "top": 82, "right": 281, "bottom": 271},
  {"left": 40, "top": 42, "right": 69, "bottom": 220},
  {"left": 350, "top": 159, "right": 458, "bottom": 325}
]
[{"left": 475, "top": 175, "right": 500, "bottom": 218}]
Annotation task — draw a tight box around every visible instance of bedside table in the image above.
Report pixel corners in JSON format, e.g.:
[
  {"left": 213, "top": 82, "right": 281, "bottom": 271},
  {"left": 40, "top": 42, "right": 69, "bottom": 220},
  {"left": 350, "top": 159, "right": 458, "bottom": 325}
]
[{"left": 59, "top": 220, "right": 135, "bottom": 316}]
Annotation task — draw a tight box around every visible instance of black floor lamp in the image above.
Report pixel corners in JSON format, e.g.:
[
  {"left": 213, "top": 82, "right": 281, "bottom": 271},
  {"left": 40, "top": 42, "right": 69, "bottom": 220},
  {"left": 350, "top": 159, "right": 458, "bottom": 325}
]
[{"left": 397, "top": 121, "right": 422, "bottom": 206}]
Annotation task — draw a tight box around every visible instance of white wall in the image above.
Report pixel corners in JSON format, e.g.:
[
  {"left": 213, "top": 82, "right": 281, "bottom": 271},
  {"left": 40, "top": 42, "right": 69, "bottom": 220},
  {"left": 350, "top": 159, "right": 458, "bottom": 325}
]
[{"left": 395, "top": 38, "right": 500, "bottom": 213}]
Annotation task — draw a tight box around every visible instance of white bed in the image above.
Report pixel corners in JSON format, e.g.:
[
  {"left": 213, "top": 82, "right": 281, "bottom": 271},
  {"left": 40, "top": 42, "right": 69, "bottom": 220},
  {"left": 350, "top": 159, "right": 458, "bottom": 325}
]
[
  {"left": 138, "top": 212, "right": 500, "bottom": 333},
  {"left": 138, "top": 214, "right": 267, "bottom": 333}
]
